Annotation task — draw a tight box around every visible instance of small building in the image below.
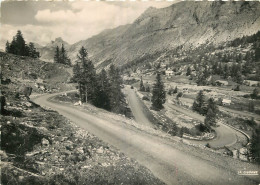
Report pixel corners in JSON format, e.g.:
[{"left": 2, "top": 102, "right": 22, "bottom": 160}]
[
  {"left": 222, "top": 99, "right": 231, "bottom": 105},
  {"left": 165, "top": 70, "right": 174, "bottom": 76}
]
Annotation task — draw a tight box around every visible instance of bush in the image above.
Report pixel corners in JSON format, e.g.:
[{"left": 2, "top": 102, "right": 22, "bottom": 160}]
[
  {"left": 142, "top": 96, "right": 150, "bottom": 101},
  {"left": 195, "top": 123, "right": 209, "bottom": 132},
  {"left": 176, "top": 92, "right": 183, "bottom": 99},
  {"left": 233, "top": 85, "right": 240, "bottom": 91}
]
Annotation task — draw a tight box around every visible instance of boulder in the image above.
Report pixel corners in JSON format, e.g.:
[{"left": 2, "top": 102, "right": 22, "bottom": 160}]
[
  {"left": 96, "top": 147, "right": 104, "bottom": 154},
  {"left": 41, "top": 138, "right": 49, "bottom": 146},
  {"left": 232, "top": 150, "right": 239, "bottom": 159}
]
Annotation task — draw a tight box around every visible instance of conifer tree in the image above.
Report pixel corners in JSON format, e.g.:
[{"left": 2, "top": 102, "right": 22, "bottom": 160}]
[
  {"left": 151, "top": 73, "right": 166, "bottom": 110},
  {"left": 54, "top": 46, "right": 60, "bottom": 63},
  {"left": 173, "top": 86, "right": 178, "bottom": 94},
  {"left": 96, "top": 69, "right": 111, "bottom": 110},
  {"left": 6, "top": 31, "right": 39, "bottom": 58},
  {"left": 204, "top": 108, "right": 216, "bottom": 127},
  {"left": 192, "top": 90, "right": 207, "bottom": 115},
  {"left": 223, "top": 64, "right": 230, "bottom": 79},
  {"left": 186, "top": 66, "right": 191, "bottom": 76},
  {"left": 15, "top": 30, "right": 26, "bottom": 56},
  {"left": 5, "top": 41, "right": 10, "bottom": 53},
  {"left": 108, "top": 64, "right": 124, "bottom": 112},
  {"left": 139, "top": 76, "right": 145, "bottom": 91},
  {"left": 60, "top": 44, "right": 71, "bottom": 66}
]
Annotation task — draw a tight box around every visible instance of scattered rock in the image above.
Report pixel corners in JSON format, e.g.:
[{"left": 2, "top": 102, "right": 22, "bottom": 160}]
[
  {"left": 232, "top": 150, "right": 239, "bottom": 159},
  {"left": 41, "top": 138, "right": 49, "bottom": 146},
  {"left": 96, "top": 147, "right": 104, "bottom": 154}
]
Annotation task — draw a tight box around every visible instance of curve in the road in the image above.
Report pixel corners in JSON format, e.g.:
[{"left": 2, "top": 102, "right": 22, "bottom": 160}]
[
  {"left": 124, "top": 86, "right": 242, "bottom": 148},
  {"left": 33, "top": 92, "right": 259, "bottom": 185}
]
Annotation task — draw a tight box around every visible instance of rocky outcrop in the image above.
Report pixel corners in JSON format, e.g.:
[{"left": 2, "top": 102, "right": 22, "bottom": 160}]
[{"left": 65, "top": 1, "right": 260, "bottom": 67}]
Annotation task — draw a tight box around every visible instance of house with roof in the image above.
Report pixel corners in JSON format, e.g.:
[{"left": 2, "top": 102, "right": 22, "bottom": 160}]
[{"left": 165, "top": 70, "right": 174, "bottom": 76}]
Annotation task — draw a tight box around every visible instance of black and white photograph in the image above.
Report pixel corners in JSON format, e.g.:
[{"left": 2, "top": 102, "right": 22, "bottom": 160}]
[{"left": 0, "top": 0, "right": 260, "bottom": 184}]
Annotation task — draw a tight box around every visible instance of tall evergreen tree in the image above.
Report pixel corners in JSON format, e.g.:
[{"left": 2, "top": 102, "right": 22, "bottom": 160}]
[
  {"left": 139, "top": 76, "right": 145, "bottom": 91},
  {"left": 204, "top": 108, "right": 216, "bottom": 126},
  {"left": 223, "top": 64, "right": 230, "bottom": 79},
  {"left": 6, "top": 31, "right": 39, "bottom": 58},
  {"left": 108, "top": 64, "right": 124, "bottom": 112},
  {"left": 60, "top": 44, "right": 71, "bottom": 66},
  {"left": 28, "top": 42, "right": 40, "bottom": 58},
  {"left": 207, "top": 97, "right": 218, "bottom": 113},
  {"left": 54, "top": 46, "right": 60, "bottom": 63},
  {"left": 192, "top": 90, "right": 207, "bottom": 115},
  {"left": 186, "top": 66, "right": 191, "bottom": 76},
  {"left": 5, "top": 41, "right": 10, "bottom": 53},
  {"left": 151, "top": 73, "right": 166, "bottom": 110},
  {"left": 96, "top": 69, "right": 111, "bottom": 110},
  {"left": 15, "top": 30, "right": 27, "bottom": 56}
]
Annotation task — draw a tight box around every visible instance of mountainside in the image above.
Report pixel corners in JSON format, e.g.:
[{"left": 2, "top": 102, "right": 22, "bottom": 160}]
[
  {"left": 37, "top": 1, "right": 260, "bottom": 68},
  {"left": 69, "top": 1, "right": 260, "bottom": 67},
  {"left": 0, "top": 52, "right": 73, "bottom": 93}
]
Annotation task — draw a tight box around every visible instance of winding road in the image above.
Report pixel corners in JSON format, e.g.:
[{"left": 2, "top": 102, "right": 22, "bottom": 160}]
[
  {"left": 124, "top": 86, "right": 245, "bottom": 148},
  {"left": 32, "top": 91, "right": 259, "bottom": 185},
  {"left": 166, "top": 100, "right": 244, "bottom": 148}
]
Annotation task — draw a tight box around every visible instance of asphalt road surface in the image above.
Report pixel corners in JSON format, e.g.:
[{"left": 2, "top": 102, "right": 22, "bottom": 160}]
[{"left": 33, "top": 92, "right": 259, "bottom": 185}]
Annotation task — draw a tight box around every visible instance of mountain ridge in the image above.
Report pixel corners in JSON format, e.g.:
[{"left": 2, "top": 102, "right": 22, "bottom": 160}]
[{"left": 37, "top": 1, "right": 260, "bottom": 67}]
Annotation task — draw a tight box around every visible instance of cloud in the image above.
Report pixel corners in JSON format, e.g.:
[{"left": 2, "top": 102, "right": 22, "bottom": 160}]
[{"left": 1, "top": 1, "right": 176, "bottom": 49}]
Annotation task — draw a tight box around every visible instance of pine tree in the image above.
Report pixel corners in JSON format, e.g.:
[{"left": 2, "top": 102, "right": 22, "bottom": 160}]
[
  {"left": 5, "top": 41, "right": 10, "bottom": 53},
  {"left": 204, "top": 108, "right": 216, "bottom": 126},
  {"left": 73, "top": 47, "right": 89, "bottom": 103},
  {"left": 139, "top": 76, "right": 145, "bottom": 91},
  {"left": 151, "top": 73, "right": 166, "bottom": 110},
  {"left": 186, "top": 66, "right": 191, "bottom": 76},
  {"left": 192, "top": 90, "right": 207, "bottom": 115},
  {"left": 28, "top": 42, "right": 40, "bottom": 58},
  {"left": 6, "top": 31, "right": 40, "bottom": 58},
  {"left": 15, "top": 30, "right": 27, "bottom": 56},
  {"left": 60, "top": 44, "right": 71, "bottom": 66},
  {"left": 54, "top": 46, "right": 60, "bottom": 63},
  {"left": 96, "top": 69, "right": 111, "bottom": 110},
  {"left": 173, "top": 86, "right": 178, "bottom": 94},
  {"left": 108, "top": 64, "right": 124, "bottom": 113},
  {"left": 207, "top": 98, "right": 218, "bottom": 115},
  {"left": 223, "top": 64, "right": 230, "bottom": 79},
  {"left": 251, "top": 88, "right": 259, "bottom": 99},
  {"left": 212, "top": 61, "right": 218, "bottom": 75}
]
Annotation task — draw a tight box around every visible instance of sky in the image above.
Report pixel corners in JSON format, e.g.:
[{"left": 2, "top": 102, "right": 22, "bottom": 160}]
[{"left": 0, "top": 1, "right": 177, "bottom": 49}]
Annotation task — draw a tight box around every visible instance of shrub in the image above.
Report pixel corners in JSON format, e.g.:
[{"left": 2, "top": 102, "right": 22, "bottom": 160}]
[
  {"left": 142, "top": 96, "right": 150, "bottom": 101},
  {"left": 176, "top": 92, "right": 183, "bottom": 99}
]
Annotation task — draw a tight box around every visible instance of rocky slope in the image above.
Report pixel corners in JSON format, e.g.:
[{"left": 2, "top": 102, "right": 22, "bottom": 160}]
[
  {"left": 66, "top": 1, "right": 259, "bottom": 67},
  {"left": 0, "top": 52, "right": 73, "bottom": 93},
  {"left": 0, "top": 53, "right": 164, "bottom": 184}
]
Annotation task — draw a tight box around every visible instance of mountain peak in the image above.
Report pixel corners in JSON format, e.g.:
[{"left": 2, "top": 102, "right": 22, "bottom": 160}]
[{"left": 48, "top": 37, "right": 69, "bottom": 47}]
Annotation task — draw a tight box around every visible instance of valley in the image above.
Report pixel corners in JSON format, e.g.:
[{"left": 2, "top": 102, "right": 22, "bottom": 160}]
[{"left": 1, "top": 1, "right": 260, "bottom": 184}]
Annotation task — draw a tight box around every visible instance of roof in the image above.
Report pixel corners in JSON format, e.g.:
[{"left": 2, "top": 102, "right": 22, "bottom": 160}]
[{"left": 222, "top": 99, "right": 231, "bottom": 103}]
